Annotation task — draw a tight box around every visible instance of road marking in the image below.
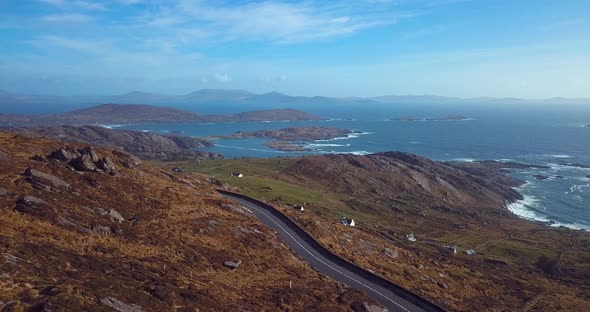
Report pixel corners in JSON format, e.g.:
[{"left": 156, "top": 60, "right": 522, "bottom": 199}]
[{"left": 231, "top": 196, "right": 412, "bottom": 312}]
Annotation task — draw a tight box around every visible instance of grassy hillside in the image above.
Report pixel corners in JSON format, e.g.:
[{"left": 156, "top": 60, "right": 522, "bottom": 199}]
[{"left": 161, "top": 156, "right": 590, "bottom": 311}]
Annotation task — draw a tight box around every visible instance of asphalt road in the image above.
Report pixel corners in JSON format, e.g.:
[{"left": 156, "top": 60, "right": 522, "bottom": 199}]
[{"left": 221, "top": 192, "right": 436, "bottom": 312}]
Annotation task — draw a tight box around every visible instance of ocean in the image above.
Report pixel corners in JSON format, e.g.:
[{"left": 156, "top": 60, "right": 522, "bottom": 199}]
[{"left": 116, "top": 102, "right": 590, "bottom": 231}]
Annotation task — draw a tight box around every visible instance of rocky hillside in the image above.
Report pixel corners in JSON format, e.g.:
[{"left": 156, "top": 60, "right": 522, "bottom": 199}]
[
  {"left": 283, "top": 152, "right": 523, "bottom": 223},
  {"left": 6, "top": 125, "right": 221, "bottom": 161},
  {"left": 0, "top": 132, "right": 377, "bottom": 311},
  {"left": 0, "top": 104, "right": 323, "bottom": 127}
]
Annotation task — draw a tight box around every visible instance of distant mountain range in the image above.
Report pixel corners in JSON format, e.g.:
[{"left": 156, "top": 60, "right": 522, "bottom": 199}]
[{"left": 1, "top": 89, "right": 588, "bottom": 114}]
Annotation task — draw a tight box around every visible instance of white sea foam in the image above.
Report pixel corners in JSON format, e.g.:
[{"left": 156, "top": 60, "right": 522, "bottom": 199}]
[
  {"left": 214, "top": 144, "right": 288, "bottom": 153},
  {"left": 315, "top": 131, "right": 374, "bottom": 142},
  {"left": 409, "top": 141, "right": 421, "bottom": 144},
  {"left": 98, "top": 124, "right": 125, "bottom": 129},
  {"left": 304, "top": 143, "right": 351, "bottom": 148},
  {"left": 507, "top": 195, "right": 590, "bottom": 231},
  {"left": 569, "top": 183, "right": 590, "bottom": 193},
  {"left": 452, "top": 158, "right": 475, "bottom": 162},
  {"left": 342, "top": 150, "right": 371, "bottom": 156},
  {"left": 552, "top": 154, "right": 572, "bottom": 158}
]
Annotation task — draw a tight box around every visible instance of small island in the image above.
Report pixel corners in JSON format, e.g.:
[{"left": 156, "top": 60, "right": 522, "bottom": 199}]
[
  {"left": 392, "top": 115, "right": 468, "bottom": 121},
  {"left": 218, "top": 127, "right": 356, "bottom": 151}
]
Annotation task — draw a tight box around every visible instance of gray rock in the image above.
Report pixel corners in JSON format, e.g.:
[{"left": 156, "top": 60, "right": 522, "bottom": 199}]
[
  {"left": 24, "top": 168, "right": 71, "bottom": 190},
  {"left": 113, "top": 150, "right": 142, "bottom": 168},
  {"left": 40, "top": 286, "right": 60, "bottom": 296},
  {"left": 31, "top": 301, "right": 55, "bottom": 312},
  {"left": 70, "top": 154, "right": 98, "bottom": 172},
  {"left": 223, "top": 260, "right": 242, "bottom": 270},
  {"left": 97, "top": 157, "right": 116, "bottom": 175},
  {"left": 108, "top": 209, "right": 124, "bottom": 223},
  {"left": 91, "top": 225, "right": 112, "bottom": 235},
  {"left": 100, "top": 297, "right": 144, "bottom": 312},
  {"left": 80, "top": 146, "right": 99, "bottom": 162},
  {"left": 360, "top": 302, "right": 388, "bottom": 312},
  {"left": 48, "top": 147, "right": 81, "bottom": 162},
  {"left": 15, "top": 196, "right": 49, "bottom": 214},
  {"left": 91, "top": 207, "right": 108, "bottom": 215},
  {"left": 384, "top": 247, "right": 399, "bottom": 259},
  {"left": 2, "top": 252, "right": 22, "bottom": 265},
  {"left": 31, "top": 154, "right": 46, "bottom": 162},
  {"left": 0, "top": 188, "right": 7, "bottom": 196}
]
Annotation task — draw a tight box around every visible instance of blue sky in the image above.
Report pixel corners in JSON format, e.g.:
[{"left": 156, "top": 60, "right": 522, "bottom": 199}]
[{"left": 0, "top": 0, "right": 589, "bottom": 97}]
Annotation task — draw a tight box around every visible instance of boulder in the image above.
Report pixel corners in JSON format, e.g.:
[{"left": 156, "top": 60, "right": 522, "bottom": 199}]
[
  {"left": 223, "top": 260, "right": 242, "bottom": 270},
  {"left": 384, "top": 247, "right": 399, "bottom": 259},
  {"left": 113, "top": 150, "right": 142, "bottom": 168},
  {"left": 48, "top": 147, "right": 80, "bottom": 162},
  {"left": 70, "top": 154, "right": 98, "bottom": 172},
  {"left": 97, "top": 157, "right": 116, "bottom": 174},
  {"left": 15, "top": 196, "right": 48, "bottom": 214},
  {"left": 31, "top": 154, "right": 46, "bottom": 162},
  {"left": 0, "top": 188, "right": 7, "bottom": 196},
  {"left": 108, "top": 209, "right": 125, "bottom": 223},
  {"left": 80, "top": 146, "right": 99, "bottom": 162},
  {"left": 24, "top": 168, "right": 71, "bottom": 191},
  {"left": 100, "top": 297, "right": 144, "bottom": 312},
  {"left": 359, "top": 302, "right": 388, "bottom": 312},
  {"left": 91, "top": 225, "right": 112, "bottom": 235}
]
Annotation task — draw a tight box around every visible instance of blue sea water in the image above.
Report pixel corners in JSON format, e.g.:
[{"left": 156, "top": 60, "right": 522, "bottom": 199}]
[{"left": 117, "top": 103, "right": 590, "bottom": 231}]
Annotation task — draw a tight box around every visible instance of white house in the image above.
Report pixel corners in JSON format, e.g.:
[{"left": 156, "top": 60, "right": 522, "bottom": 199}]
[
  {"left": 230, "top": 172, "right": 243, "bottom": 178},
  {"left": 406, "top": 233, "right": 417, "bottom": 242},
  {"left": 341, "top": 217, "right": 355, "bottom": 227}
]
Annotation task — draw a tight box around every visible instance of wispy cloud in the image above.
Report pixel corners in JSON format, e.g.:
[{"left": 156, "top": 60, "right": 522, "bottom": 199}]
[
  {"left": 41, "top": 13, "right": 94, "bottom": 23},
  {"left": 137, "top": 0, "right": 402, "bottom": 44},
  {"left": 38, "top": 0, "right": 106, "bottom": 11}
]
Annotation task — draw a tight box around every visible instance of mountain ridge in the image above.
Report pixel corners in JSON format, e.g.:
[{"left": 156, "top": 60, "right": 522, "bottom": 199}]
[{"left": 2, "top": 89, "right": 588, "bottom": 114}]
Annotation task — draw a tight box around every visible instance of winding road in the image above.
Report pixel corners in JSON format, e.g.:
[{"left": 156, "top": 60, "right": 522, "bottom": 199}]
[{"left": 219, "top": 191, "right": 444, "bottom": 312}]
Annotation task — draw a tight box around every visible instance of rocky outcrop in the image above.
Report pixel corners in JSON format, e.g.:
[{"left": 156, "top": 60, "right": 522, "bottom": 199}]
[
  {"left": 12, "top": 125, "right": 221, "bottom": 161},
  {"left": 100, "top": 297, "right": 145, "bottom": 312},
  {"left": 70, "top": 154, "right": 98, "bottom": 172},
  {"left": 15, "top": 196, "right": 49, "bottom": 214},
  {"left": 24, "top": 168, "right": 71, "bottom": 191},
  {"left": 48, "top": 146, "right": 116, "bottom": 174}
]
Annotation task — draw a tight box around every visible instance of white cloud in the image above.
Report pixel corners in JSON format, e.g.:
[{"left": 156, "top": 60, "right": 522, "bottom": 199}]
[
  {"left": 213, "top": 73, "right": 231, "bottom": 83},
  {"left": 38, "top": 0, "right": 106, "bottom": 10},
  {"left": 41, "top": 13, "right": 94, "bottom": 23},
  {"left": 117, "top": 0, "right": 141, "bottom": 4}
]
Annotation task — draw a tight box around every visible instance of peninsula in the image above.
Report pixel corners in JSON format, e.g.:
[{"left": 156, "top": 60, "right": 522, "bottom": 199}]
[{"left": 0, "top": 104, "right": 323, "bottom": 127}]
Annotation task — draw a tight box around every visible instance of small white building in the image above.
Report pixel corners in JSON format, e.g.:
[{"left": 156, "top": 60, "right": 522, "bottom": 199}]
[
  {"left": 444, "top": 245, "right": 458, "bottom": 254},
  {"left": 406, "top": 233, "right": 417, "bottom": 242},
  {"left": 341, "top": 217, "right": 355, "bottom": 227},
  {"left": 465, "top": 249, "right": 476, "bottom": 256},
  {"left": 230, "top": 172, "right": 243, "bottom": 178}
]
